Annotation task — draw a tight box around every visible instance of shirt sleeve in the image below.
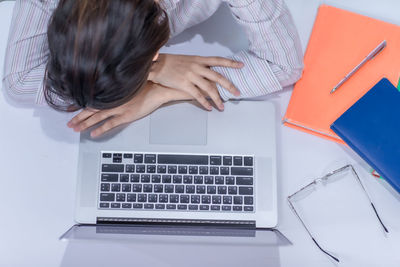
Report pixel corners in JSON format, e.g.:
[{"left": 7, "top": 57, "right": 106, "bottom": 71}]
[
  {"left": 2, "top": 0, "right": 57, "bottom": 105},
  {"left": 212, "top": 0, "right": 304, "bottom": 100}
]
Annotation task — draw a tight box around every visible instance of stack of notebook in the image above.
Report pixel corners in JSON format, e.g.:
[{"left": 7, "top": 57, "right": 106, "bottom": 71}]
[{"left": 283, "top": 5, "right": 400, "bottom": 194}]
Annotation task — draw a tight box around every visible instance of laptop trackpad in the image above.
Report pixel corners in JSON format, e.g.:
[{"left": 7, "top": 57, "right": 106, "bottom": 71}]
[{"left": 149, "top": 102, "right": 207, "bottom": 146}]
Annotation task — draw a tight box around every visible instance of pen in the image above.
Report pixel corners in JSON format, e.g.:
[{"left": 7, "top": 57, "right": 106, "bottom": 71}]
[{"left": 330, "top": 40, "right": 387, "bottom": 94}]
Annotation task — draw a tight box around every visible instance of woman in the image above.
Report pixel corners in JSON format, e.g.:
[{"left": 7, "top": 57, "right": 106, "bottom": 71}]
[{"left": 3, "top": 0, "right": 303, "bottom": 137}]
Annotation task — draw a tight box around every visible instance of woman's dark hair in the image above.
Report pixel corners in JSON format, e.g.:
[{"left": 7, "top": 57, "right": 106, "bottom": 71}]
[{"left": 44, "top": 0, "right": 170, "bottom": 111}]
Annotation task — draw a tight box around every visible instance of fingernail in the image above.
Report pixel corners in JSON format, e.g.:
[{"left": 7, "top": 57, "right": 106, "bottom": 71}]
[
  {"left": 73, "top": 127, "right": 80, "bottom": 132},
  {"left": 67, "top": 121, "right": 72, "bottom": 128},
  {"left": 234, "top": 91, "right": 241, "bottom": 96},
  {"left": 208, "top": 105, "right": 213, "bottom": 111},
  {"left": 219, "top": 104, "right": 225, "bottom": 111},
  {"left": 237, "top": 62, "right": 244, "bottom": 67}
]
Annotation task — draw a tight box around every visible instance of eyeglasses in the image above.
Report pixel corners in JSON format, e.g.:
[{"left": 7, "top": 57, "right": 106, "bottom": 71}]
[{"left": 287, "top": 164, "right": 388, "bottom": 262}]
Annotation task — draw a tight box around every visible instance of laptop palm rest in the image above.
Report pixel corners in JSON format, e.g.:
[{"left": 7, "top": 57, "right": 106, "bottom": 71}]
[{"left": 149, "top": 102, "right": 208, "bottom": 146}]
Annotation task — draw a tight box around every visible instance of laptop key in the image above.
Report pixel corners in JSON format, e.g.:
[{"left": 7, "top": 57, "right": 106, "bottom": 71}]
[
  {"left": 144, "top": 204, "right": 154, "bottom": 209},
  {"left": 194, "top": 176, "right": 203, "bottom": 184},
  {"left": 215, "top": 176, "right": 224, "bottom": 184},
  {"left": 204, "top": 176, "right": 214, "bottom": 184},
  {"left": 154, "top": 184, "right": 163, "bottom": 193},
  {"left": 122, "top": 184, "right": 131, "bottom": 192},
  {"left": 211, "top": 205, "right": 221, "bottom": 211},
  {"left": 147, "top": 165, "right": 156, "bottom": 173},
  {"left": 173, "top": 175, "right": 183, "bottom": 183},
  {"left": 183, "top": 175, "right": 193, "bottom": 184},
  {"left": 143, "top": 184, "right": 153, "bottom": 192},
  {"left": 165, "top": 185, "right": 174, "bottom": 193},
  {"left": 189, "top": 166, "right": 198, "bottom": 174},
  {"left": 178, "top": 166, "right": 188, "bottom": 174},
  {"left": 130, "top": 174, "right": 140, "bottom": 183},
  {"left": 233, "top": 156, "right": 242, "bottom": 166},
  {"left": 207, "top": 186, "right": 216, "bottom": 194},
  {"left": 152, "top": 175, "right": 161, "bottom": 183},
  {"left": 244, "top": 196, "right": 254, "bottom": 205},
  {"left": 189, "top": 204, "right": 199, "bottom": 210},
  {"left": 180, "top": 195, "right": 190, "bottom": 203},
  {"left": 210, "top": 167, "right": 219, "bottom": 175},
  {"left": 155, "top": 204, "right": 165, "bottom": 210},
  {"left": 223, "top": 156, "right": 232, "bottom": 166},
  {"left": 244, "top": 206, "right": 254, "bottom": 211},
  {"left": 100, "top": 193, "right": 115, "bottom": 202},
  {"left": 111, "top": 203, "right": 121, "bottom": 208},
  {"left": 138, "top": 194, "right": 147, "bottom": 202},
  {"left": 225, "top": 176, "right": 235, "bottom": 185},
  {"left": 127, "top": 194, "right": 136, "bottom": 202},
  {"left": 222, "top": 205, "right": 231, "bottom": 211},
  {"left": 218, "top": 186, "right": 227, "bottom": 194},
  {"left": 233, "top": 196, "right": 243, "bottom": 205},
  {"left": 162, "top": 175, "right": 172, "bottom": 183},
  {"left": 123, "top": 153, "right": 133, "bottom": 159},
  {"left": 231, "top": 167, "right": 253, "bottom": 176},
  {"left": 170, "top": 194, "right": 179, "bottom": 203},
  {"left": 102, "top": 164, "right": 124, "bottom": 173},
  {"left": 132, "top": 184, "right": 142, "bottom": 192},
  {"left": 134, "top": 154, "right": 143, "bottom": 163},
  {"left": 120, "top": 174, "right": 129, "bottom": 182},
  {"left": 233, "top": 206, "right": 243, "bottom": 211},
  {"left": 136, "top": 165, "right": 145, "bottom": 173},
  {"left": 116, "top": 193, "right": 125, "bottom": 202},
  {"left": 144, "top": 154, "right": 156, "bottom": 164},
  {"left": 223, "top": 196, "right": 232, "bottom": 204},
  {"left": 236, "top": 177, "right": 253, "bottom": 185},
  {"left": 99, "top": 202, "right": 110, "bottom": 208},
  {"left": 122, "top": 203, "right": 132, "bottom": 209},
  {"left": 158, "top": 154, "right": 208, "bottom": 165},
  {"left": 202, "top": 195, "right": 211, "bottom": 204},
  {"left": 228, "top": 186, "right": 238, "bottom": 195},
  {"left": 148, "top": 194, "right": 157, "bottom": 202},
  {"left": 186, "top": 185, "right": 195, "bottom": 193},
  {"left": 141, "top": 174, "right": 150, "bottom": 183},
  {"left": 200, "top": 205, "right": 210, "bottom": 210},
  {"left": 159, "top": 194, "right": 168, "bottom": 203},
  {"left": 178, "top": 204, "right": 188, "bottom": 210},
  {"left": 175, "top": 185, "right": 184, "bottom": 193},
  {"left": 102, "top": 153, "right": 112, "bottom": 158},
  {"left": 101, "top": 183, "right": 110, "bottom": 192},
  {"left": 239, "top": 187, "right": 253, "bottom": 195},
  {"left": 244, "top": 157, "right": 253, "bottom": 166},
  {"left": 210, "top": 156, "right": 222, "bottom": 165},
  {"left": 168, "top": 165, "right": 178, "bottom": 174},
  {"left": 111, "top": 184, "right": 121, "bottom": 192},
  {"left": 199, "top": 166, "right": 208, "bottom": 174},
  {"left": 212, "top": 196, "right": 221, "bottom": 204},
  {"left": 196, "top": 185, "right": 206, "bottom": 194},
  {"left": 133, "top": 203, "right": 143, "bottom": 209},
  {"left": 220, "top": 167, "right": 229, "bottom": 175},
  {"left": 167, "top": 204, "right": 177, "bottom": 210},
  {"left": 191, "top": 195, "right": 200, "bottom": 203},
  {"left": 157, "top": 165, "right": 167, "bottom": 173},
  {"left": 126, "top": 165, "right": 135, "bottom": 173},
  {"left": 101, "top": 173, "right": 118, "bottom": 182}
]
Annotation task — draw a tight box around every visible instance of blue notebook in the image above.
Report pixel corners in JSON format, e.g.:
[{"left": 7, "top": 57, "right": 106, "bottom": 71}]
[{"left": 331, "top": 78, "right": 400, "bottom": 194}]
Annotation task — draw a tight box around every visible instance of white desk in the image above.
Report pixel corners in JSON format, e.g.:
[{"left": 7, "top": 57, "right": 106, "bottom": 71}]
[{"left": 1, "top": 0, "right": 400, "bottom": 266}]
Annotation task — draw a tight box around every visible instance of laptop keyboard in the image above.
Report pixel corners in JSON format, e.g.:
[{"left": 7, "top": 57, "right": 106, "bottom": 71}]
[{"left": 98, "top": 152, "right": 255, "bottom": 213}]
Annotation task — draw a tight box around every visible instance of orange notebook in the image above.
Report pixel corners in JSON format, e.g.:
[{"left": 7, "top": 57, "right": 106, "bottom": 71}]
[{"left": 283, "top": 5, "right": 400, "bottom": 144}]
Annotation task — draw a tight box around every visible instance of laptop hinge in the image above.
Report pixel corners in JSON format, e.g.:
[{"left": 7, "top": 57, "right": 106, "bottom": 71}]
[{"left": 96, "top": 217, "right": 256, "bottom": 228}]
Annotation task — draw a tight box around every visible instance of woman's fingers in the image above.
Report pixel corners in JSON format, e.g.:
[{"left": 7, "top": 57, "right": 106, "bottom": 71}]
[
  {"left": 67, "top": 108, "right": 98, "bottom": 128},
  {"left": 90, "top": 115, "right": 128, "bottom": 138},
  {"left": 193, "top": 77, "right": 224, "bottom": 110},
  {"left": 200, "top": 56, "right": 244, "bottom": 69},
  {"left": 198, "top": 67, "right": 240, "bottom": 97},
  {"left": 73, "top": 110, "right": 115, "bottom": 132},
  {"left": 185, "top": 84, "right": 213, "bottom": 111}
]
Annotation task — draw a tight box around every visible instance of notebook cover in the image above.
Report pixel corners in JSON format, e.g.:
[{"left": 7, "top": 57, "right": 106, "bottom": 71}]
[
  {"left": 331, "top": 78, "right": 400, "bottom": 194},
  {"left": 283, "top": 5, "right": 400, "bottom": 144}
]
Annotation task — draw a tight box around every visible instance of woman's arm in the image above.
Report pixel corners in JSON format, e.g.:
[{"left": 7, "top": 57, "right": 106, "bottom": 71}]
[
  {"left": 2, "top": 0, "right": 56, "bottom": 105},
  {"left": 212, "top": 0, "right": 304, "bottom": 100}
]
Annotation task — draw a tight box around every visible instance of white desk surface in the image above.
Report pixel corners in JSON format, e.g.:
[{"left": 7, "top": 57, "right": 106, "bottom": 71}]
[{"left": 1, "top": 0, "right": 400, "bottom": 266}]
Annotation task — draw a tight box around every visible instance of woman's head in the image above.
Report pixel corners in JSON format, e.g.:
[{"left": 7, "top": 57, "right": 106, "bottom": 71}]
[{"left": 45, "top": 0, "right": 170, "bottom": 111}]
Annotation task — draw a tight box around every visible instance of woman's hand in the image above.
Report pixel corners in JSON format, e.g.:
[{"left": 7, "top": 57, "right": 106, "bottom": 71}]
[
  {"left": 67, "top": 83, "right": 192, "bottom": 138},
  {"left": 148, "top": 54, "right": 243, "bottom": 111}
]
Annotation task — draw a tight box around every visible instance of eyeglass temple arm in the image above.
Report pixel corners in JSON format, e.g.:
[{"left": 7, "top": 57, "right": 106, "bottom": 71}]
[
  {"left": 287, "top": 198, "right": 340, "bottom": 262},
  {"left": 350, "top": 166, "right": 389, "bottom": 233}
]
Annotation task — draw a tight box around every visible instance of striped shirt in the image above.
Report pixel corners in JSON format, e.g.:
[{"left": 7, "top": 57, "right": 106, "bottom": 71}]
[{"left": 2, "top": 0, "right": 304, "bottom": 105}]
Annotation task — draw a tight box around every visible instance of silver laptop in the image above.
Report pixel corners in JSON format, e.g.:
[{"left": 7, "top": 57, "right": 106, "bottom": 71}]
[{"left": 73, "top": 3, "right": 277, "bottom": 229}]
